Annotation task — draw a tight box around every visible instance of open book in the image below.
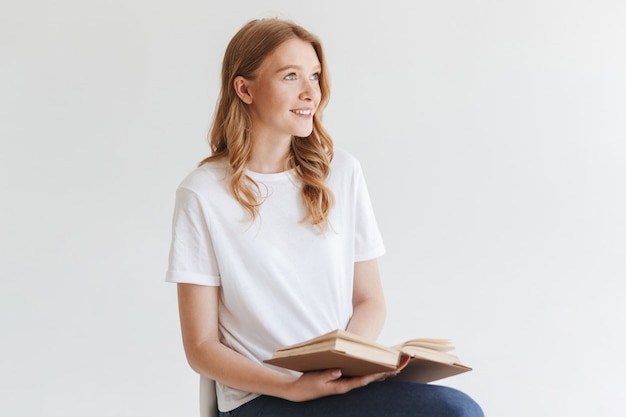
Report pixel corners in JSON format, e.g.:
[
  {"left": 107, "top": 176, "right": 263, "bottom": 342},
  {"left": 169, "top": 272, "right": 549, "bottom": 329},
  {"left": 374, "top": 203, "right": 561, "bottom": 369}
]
[{"left": 264, "top": 329, "right": 472, "bottom": 383}]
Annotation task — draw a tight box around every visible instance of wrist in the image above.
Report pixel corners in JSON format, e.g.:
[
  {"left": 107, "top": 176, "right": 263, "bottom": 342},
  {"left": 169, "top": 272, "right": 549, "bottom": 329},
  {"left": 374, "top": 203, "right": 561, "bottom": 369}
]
[{"left": 266, "top": 372, "right": 300, "bottom": 401}]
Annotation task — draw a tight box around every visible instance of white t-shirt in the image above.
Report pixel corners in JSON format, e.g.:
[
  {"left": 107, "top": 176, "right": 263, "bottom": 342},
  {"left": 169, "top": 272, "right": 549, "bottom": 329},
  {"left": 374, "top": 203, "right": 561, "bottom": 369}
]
[{"left": 166, "top": 147, "right": 385, "bottom": 411}]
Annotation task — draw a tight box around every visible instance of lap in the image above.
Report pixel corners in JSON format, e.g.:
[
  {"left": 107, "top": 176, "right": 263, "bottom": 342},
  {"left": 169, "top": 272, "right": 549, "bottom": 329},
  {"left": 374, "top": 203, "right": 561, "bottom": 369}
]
[{"left": 221, "top": 381, "right": 484, "bottom": 417}]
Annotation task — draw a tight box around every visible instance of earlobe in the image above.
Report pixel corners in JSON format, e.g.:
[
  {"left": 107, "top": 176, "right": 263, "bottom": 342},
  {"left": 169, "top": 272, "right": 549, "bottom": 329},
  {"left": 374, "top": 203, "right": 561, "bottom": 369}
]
[{"left": 233, "top": 76, "right": 253, "bottom": 104}]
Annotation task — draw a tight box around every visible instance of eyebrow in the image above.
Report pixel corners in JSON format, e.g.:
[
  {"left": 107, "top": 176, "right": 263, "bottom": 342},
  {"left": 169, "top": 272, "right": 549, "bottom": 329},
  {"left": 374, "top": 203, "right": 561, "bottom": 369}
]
[{"left": 275, "top": 64, "right": 322, "bottom": 74}]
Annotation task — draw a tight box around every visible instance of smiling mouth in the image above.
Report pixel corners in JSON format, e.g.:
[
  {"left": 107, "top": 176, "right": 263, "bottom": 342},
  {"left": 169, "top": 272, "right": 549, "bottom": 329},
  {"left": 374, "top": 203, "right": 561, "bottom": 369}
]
[{"left": 290, "top": 109, "right": 313, "bottom": 116}]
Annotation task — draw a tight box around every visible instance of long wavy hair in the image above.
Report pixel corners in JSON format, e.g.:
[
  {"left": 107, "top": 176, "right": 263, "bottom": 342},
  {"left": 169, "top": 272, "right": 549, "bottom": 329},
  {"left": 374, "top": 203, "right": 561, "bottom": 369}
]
[{"left": 199, "top": 18, "right": 334, "bottom": 229}]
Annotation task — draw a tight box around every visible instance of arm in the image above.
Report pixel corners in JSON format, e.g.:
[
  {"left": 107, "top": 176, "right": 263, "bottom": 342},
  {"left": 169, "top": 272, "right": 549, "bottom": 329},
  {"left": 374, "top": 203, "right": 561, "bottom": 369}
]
[
  {"left": 177, "top": 283, "right": 391, "bottom": 402},
  {"left": 346, "top": 259, "right": 386, "bottom": 341}
]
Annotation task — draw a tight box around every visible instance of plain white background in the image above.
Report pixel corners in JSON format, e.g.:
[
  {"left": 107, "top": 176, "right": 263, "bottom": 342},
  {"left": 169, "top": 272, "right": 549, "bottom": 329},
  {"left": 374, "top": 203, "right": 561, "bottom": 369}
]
[{"left": 2, "top": 0, "right": 625, "bottom": 416}]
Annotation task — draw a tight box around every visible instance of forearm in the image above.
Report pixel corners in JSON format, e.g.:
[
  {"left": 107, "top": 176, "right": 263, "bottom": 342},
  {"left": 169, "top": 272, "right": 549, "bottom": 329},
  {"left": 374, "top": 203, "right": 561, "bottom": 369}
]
[
  {"left": 186, "top": 338, "right": 390, "bottom": 402},
  {"left": 346, "top": 296, "right": 386, "bottom": 341},
  {"left": 186, "top": 339, "right": 297, "bottom": 399},
  {"left": 347, "top": 259, "right": 387, "bottom": 341}
]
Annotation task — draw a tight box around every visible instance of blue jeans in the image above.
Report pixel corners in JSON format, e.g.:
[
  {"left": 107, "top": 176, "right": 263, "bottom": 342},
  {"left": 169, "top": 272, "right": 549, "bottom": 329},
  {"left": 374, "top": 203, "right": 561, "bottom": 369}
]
[{"left": 220, "top": 381, "right": 484, "bottom": 417}]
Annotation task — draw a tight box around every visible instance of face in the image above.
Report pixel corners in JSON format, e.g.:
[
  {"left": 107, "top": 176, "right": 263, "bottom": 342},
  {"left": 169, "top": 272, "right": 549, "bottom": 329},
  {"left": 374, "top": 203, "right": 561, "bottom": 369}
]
[{"left": 236, "top": 38, "right": 322, "bottom": 141}]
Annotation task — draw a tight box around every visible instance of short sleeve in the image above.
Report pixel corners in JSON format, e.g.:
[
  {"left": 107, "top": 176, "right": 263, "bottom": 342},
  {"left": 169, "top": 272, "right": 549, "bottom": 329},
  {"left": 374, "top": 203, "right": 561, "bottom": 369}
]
[
  {"left": 353, "top": 162, "right": 386, "bottom": 262},
  {"left": 165, "top": 187, "right": 221, "bottom": 286}
]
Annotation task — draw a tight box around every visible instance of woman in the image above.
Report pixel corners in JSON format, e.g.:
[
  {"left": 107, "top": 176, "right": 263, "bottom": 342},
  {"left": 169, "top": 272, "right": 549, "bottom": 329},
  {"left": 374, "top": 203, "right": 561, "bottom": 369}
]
[{"left": 166, "top": 17, "right": 484, "bottom": 417}]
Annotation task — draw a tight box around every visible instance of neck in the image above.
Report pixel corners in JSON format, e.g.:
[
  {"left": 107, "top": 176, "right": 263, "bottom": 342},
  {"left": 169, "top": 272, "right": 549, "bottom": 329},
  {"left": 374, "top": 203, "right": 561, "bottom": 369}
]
[{"left": 247, "top": 135, "right": 293, "bottom": 174}]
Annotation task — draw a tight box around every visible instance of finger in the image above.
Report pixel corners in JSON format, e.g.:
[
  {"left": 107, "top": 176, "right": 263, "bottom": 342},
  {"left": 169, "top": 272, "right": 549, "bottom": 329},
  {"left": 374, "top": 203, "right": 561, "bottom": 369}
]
[
  {"left": 340, "top": 372, "right": 386, "bottom": 389},
  {"left": 314, "top": 368, "right": 342, "bottom": 382},
  {"left": 328, "top": 369, "right": 342, "bottom": 380},
  {"left": 375, "top": 371, "right": 400, "bottom": 382},
  {"left": 361, "top": 372, "right": 390, "bottom": 383}
]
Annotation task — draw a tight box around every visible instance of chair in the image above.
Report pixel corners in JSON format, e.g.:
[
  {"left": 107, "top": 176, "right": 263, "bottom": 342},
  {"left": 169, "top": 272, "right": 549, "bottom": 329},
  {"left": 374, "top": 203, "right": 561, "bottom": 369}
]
[{"left": 199, "top": 375, "right": 219, "bottom": 417}]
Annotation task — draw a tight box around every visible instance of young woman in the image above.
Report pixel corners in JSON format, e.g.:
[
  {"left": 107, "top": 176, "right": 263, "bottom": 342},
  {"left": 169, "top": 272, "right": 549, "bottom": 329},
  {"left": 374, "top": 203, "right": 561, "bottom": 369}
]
[{"left": 166, "top": 17, "right": 484, "bottom": 417}]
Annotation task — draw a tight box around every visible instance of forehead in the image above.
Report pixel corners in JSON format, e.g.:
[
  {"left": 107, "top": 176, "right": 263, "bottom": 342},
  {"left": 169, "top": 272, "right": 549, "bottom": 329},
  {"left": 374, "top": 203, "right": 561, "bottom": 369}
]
[{"left": 260, "top": 38, "right": 321, "bottom": 71}]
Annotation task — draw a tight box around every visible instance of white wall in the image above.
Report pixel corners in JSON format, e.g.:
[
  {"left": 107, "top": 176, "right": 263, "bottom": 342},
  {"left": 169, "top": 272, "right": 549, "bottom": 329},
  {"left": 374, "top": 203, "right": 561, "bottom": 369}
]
[{"left": 2, "top": 1, "right": 625, "bottom": 416}]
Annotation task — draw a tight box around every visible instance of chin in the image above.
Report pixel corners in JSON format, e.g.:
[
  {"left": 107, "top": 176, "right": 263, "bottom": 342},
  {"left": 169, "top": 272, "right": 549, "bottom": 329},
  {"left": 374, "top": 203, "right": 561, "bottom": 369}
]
[{"left": 294, "top": 127, "right": 314, "bottom": 138}]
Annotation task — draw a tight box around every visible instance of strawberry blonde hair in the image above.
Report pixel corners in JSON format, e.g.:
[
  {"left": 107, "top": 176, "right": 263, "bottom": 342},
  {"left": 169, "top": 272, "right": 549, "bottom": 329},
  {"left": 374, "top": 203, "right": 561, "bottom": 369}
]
[{"left": 199, "top": 18, "right": 334, "bottom": 228}]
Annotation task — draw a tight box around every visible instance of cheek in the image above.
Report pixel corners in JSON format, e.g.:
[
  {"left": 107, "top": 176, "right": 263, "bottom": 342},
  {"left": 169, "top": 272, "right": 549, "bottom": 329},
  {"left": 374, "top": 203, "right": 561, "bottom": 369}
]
[
  {"left": 261, "top": 85, "right": 289, "bottom": 107},
  {"left": 313, "top": 84, "right": 322, "bottom": 102}
]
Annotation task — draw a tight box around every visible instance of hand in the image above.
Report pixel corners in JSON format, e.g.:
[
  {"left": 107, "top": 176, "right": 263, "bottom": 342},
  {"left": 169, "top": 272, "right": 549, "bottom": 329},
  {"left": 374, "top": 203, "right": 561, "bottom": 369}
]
[{"left": 283, "top": 369, "right": 397, "bottom": 402}]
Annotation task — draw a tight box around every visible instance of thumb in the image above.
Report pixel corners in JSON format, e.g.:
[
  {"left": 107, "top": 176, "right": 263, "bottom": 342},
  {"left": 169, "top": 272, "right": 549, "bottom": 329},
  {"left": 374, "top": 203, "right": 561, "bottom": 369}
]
[{"left": 326, "top": 369, "right": 343, "bottom": 380}]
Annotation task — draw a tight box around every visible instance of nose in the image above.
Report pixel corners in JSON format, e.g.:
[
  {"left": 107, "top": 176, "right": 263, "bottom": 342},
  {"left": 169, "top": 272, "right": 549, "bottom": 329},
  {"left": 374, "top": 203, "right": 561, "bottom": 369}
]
[{"left": 299, "top": 79, "right": 320, "bottom": 102}]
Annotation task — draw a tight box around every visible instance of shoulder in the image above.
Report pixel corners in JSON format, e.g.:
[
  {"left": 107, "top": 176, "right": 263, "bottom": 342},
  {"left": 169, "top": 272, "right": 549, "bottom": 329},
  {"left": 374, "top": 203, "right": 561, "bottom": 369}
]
[
  {"left": 327, "top": 147, "right": 368, "bottom": 191},
  {"left": 177, "top": 158, "right": 230, "bottom": 193},
  {"left": 331, "top": 147, "right": 363, "bottom": 173}
]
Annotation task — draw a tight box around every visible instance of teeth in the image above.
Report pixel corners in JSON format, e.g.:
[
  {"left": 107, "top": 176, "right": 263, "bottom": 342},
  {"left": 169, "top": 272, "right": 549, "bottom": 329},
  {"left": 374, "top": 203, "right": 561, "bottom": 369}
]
[{"left": 291, "top": 109, "right": 312, "bottom": 115}]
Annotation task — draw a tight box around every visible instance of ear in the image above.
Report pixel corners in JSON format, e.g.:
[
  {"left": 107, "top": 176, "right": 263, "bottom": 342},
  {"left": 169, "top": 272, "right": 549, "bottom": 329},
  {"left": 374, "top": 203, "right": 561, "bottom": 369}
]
[{"left": 233, "top": 76, "right": 253, "bottom": 104}]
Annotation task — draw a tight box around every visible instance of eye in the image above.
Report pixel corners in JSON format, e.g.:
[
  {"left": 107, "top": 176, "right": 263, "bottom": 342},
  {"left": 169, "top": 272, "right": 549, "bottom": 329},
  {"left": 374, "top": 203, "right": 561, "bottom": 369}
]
[
  {"left": 284, "top": 73, "right": 297, "bottom": 80},
  {"left": 310, "top": 73, "right": 321, "bottom": 82}
]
